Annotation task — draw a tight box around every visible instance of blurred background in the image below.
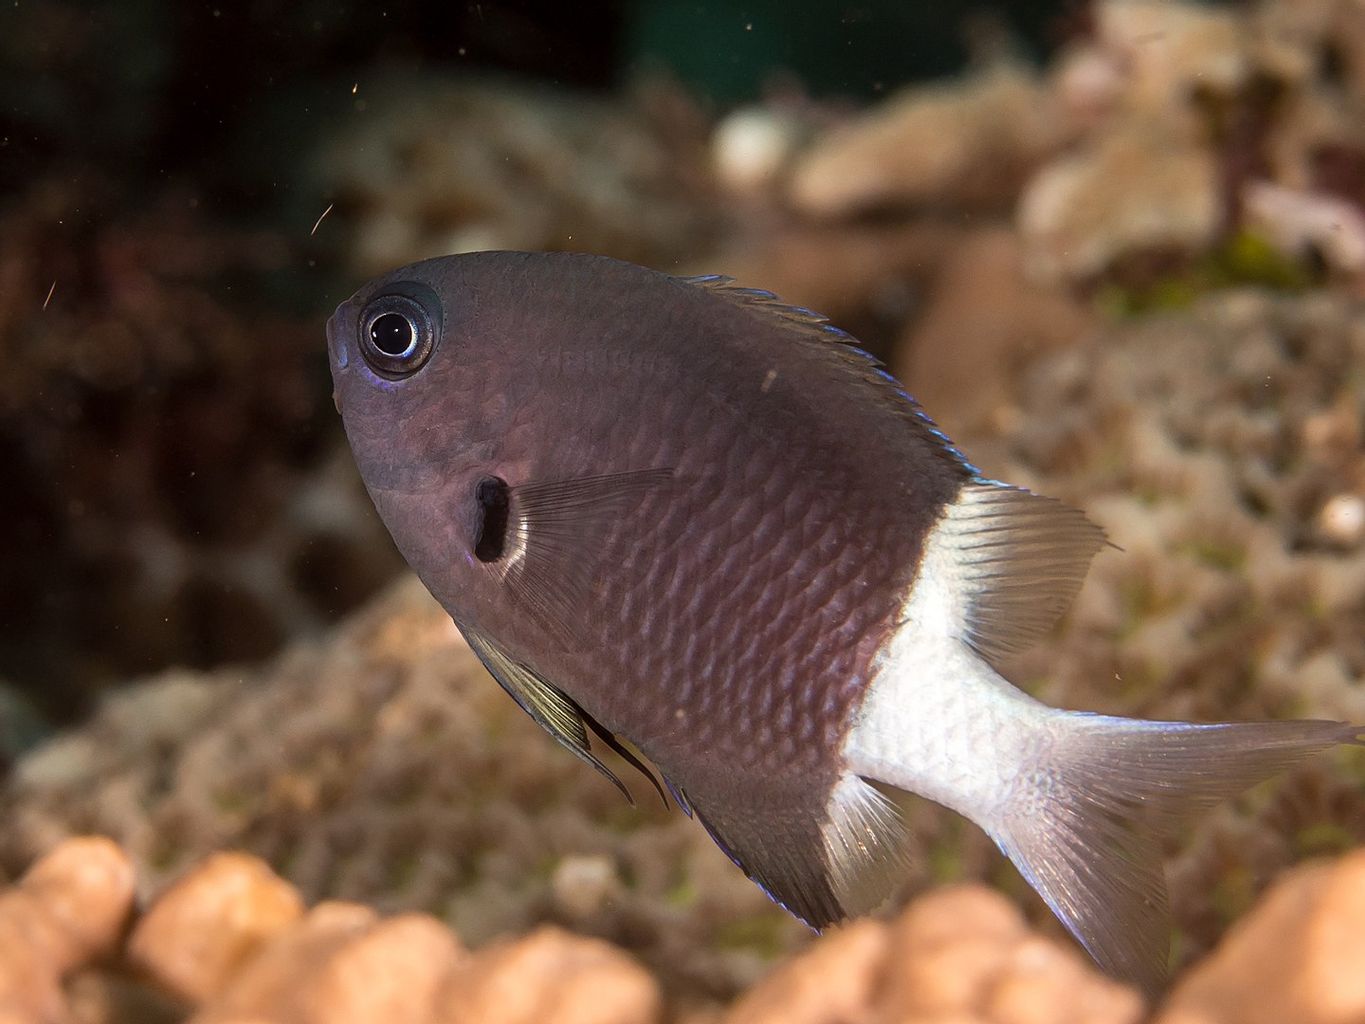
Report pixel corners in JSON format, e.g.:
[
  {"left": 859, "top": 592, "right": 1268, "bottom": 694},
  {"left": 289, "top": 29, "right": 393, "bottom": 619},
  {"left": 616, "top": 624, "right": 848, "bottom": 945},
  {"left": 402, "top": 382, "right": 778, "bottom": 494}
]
[
  {"left": 0, "top": 0, "right": 1094, "bottom": 735},
  {"left": 1, "top": 0, "right": 1363, "bottom": 1017}
]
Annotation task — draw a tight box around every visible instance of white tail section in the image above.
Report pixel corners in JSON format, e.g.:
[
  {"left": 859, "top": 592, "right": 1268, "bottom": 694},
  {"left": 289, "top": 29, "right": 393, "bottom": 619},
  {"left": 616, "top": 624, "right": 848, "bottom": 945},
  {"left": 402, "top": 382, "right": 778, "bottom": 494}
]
[
  {"left": 845, "top": 480, "right": 1363, "bottom": 994},
  {"left": 991, "top": 715, "right": 1362, "bottom": 994}
]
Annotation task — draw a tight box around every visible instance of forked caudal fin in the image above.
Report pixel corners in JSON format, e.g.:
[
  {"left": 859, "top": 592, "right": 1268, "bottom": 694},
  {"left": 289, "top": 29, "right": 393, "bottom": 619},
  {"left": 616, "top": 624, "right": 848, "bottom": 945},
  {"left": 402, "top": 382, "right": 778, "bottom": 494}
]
[
  {"left": 845, "top": 477, "right": 1364, "bottom": 994},
  {"left": 992, "top": 715, "right": 1363, "bottom": 995}
]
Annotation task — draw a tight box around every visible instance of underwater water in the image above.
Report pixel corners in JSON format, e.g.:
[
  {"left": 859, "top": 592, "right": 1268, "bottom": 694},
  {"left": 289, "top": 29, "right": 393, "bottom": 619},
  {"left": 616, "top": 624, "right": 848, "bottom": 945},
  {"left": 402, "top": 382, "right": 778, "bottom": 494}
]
[{"left": 1, "top": 2, "right": 1363, "bottom": 1022}]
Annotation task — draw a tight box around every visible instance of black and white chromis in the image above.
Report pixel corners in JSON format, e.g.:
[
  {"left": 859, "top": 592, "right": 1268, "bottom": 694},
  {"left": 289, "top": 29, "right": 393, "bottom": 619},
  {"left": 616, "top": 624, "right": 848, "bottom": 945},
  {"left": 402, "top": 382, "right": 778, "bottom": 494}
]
[{"left": 327, "top": 250, "right": 1363, "bottom": 994}]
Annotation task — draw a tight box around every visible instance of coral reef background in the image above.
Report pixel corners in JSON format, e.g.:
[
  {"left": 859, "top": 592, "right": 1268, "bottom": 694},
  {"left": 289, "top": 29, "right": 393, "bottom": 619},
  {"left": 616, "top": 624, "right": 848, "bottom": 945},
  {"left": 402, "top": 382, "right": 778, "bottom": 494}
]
[{"left": 2, "top": 0, "right": 1363, "bottom": 1021}]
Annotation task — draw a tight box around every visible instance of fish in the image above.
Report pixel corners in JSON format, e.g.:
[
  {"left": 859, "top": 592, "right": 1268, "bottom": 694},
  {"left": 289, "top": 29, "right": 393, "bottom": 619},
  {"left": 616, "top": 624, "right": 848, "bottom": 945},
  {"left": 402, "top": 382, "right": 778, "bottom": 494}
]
[{"left": 327, "top": 250, "right": 1362, "bottom": 993}]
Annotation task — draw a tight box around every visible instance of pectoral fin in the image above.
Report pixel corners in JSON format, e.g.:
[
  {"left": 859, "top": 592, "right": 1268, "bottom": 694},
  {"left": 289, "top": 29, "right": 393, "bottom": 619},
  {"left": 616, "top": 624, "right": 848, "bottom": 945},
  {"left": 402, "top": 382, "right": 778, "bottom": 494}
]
[{"left": 474, "top": 469, "right": 674, "bottom": 649}]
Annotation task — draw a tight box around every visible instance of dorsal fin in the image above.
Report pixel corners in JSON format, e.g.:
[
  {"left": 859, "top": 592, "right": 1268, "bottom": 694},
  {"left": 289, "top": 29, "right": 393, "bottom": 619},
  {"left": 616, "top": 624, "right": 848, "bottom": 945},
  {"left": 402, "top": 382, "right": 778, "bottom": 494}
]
[
  {"left": 678, "top": 274, "right": 975, "bottom": 475},
  {"left": 678, "top": 275, "right": 848, "bottom": 334},
  {"left": 457, "top": 621, "right": 666, "bottom": 805},
  {"left": 940, "top": 480, "right": 1108, "bottom": 665}
]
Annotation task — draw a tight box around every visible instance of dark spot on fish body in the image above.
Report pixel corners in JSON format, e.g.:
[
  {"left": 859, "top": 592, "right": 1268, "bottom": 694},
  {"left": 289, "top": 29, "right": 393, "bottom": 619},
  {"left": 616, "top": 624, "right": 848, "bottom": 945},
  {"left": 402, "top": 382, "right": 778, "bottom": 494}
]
[{"left": 474, "top": 476, "right": 510, "bottom": 563}]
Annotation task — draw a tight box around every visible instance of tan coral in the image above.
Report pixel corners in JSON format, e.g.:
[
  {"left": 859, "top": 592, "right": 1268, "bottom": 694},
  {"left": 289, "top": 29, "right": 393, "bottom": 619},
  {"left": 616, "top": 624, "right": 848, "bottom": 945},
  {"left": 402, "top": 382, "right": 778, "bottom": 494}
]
[
  {"left": 0, "top": 181, "right": 400, "bottom": 728},
  {"left": 1095, "top": 0, "right": 1252, "bottom": 116},
  {"left": 894, "top": 226, "right": 1096, "bottom": 438},
  {"left": 194, "top": 903, "right": 463, "bottom": 1024},
  {"left": 1242, "top": 181, "right": 1365, "bottom": 281},
  {"left": 0, "top": 837, "right": 134, "bottom": 1024},
  {"left": 440, "top": 925, "right": 661, "bottom": 1024},
  {"left": 548, "top": 853, "right": 624, "bottom": 922},
  {"left": 789, "top": 66, "right": 1067, "bottom": 217},
  {"left": 1317, "top": 493, "right": 1365, "bottom": 548},
  {"left": 722, "top": 919, "right": 888, "bottom": 1024},
  {"left": 881, "top": 886, "right": 1144, "bottom": 1024},
  {"left": 711, "top": 107, "right": 805, "bottom": 196},
  {"left": 127, "top": 852, "right": 305, "bottom": 1005},
  {"left": 1017, "top": 126, "right": 1221, "bottom": 283},
  {"left": 8, "top": 837, "right": 1365, "bottom": 1022},
  {"left": 1156, "top": 849, "right": 1365, "bottom": 1024},
  {"left": 317, "top": 78, "right": 716, "bottom": 277},
  {"left": 882, "top": 884, "right": 1032, "bottom": 1014},
  {"left": 725, "top": 885, "right": 1143, "bottom": 1024},
  {"left": 690, "top": 221, "right": 964, "bottom": 329},
  {"left": 5, "top": 292, "right": 1364, "bottom": 1003},
  {"left": 0, "top": 575, "right": 798, "bottom": 1002}
]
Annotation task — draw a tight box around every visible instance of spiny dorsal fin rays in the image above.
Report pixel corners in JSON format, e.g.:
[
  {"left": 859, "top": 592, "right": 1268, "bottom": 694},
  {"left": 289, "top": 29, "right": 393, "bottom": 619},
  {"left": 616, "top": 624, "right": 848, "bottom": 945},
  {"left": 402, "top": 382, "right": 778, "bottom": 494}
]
[
  {"left": 676, "top": 272, "right": 976, "bottom": 475},
  {"left": 678, "top": 275, "right": 840, "bottom": 329},
  {"left": 457, "top": 621, "right": 666, "bottom": 806}
]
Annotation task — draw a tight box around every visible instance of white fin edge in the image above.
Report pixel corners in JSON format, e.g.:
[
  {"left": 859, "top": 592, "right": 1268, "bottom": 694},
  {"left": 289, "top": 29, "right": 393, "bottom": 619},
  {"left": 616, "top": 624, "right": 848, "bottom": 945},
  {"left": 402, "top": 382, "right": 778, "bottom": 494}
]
[
  {"left": 942, "top": 481, "right": 1106, "bottom": 665},
  {"left": 821, "top": 773, "right": 911, "bottom": 918}
]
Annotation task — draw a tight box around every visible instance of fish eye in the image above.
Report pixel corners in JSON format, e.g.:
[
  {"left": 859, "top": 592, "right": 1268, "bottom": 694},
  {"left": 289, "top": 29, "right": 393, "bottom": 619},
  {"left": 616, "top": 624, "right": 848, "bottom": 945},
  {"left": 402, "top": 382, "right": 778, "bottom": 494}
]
[{"left": 358, "top": 293, "right": 437, "bottom": 377}]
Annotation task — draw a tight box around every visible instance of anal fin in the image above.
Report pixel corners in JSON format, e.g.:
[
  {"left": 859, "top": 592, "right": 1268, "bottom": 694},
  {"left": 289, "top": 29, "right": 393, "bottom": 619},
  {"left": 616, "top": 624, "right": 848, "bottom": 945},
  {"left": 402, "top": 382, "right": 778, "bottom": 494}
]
[{"left": 683, "top": 773, "right": 908, "bottom": 929}]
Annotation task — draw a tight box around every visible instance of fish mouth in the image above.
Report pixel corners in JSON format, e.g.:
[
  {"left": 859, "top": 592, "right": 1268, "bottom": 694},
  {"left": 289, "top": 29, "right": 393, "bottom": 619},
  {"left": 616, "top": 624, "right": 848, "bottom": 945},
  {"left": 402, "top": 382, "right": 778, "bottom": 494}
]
[
  {"left": 325, "top": 310, "right": 344, "bottom": 368},
  {"left": 325, "top": 309, "right": 346, "bottom": 415}
]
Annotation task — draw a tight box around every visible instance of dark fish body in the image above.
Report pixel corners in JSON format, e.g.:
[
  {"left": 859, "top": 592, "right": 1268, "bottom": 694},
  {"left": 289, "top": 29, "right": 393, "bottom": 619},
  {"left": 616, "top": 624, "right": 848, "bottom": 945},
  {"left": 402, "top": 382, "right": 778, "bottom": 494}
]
[
  {"left": 329, "top": 250, "right": 1361, "bottom": 994},
  {"left": 335, "top": 254, "right": 959, "bottom": 827}
]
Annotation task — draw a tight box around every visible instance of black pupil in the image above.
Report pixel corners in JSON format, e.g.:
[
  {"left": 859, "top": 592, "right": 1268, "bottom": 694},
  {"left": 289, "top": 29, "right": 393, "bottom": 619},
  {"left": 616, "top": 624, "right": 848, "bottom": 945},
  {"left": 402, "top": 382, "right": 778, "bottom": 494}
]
[{"left": 370, "top": 312, "right": 415, "bottom": 357}]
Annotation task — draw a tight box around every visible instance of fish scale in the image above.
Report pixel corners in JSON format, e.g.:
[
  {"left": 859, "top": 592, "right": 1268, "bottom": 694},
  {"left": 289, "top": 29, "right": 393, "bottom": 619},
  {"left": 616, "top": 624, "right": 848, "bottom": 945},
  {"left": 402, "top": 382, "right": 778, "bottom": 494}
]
[{"left": 329, "top": 250, "right": 1362, "bottom": 995}]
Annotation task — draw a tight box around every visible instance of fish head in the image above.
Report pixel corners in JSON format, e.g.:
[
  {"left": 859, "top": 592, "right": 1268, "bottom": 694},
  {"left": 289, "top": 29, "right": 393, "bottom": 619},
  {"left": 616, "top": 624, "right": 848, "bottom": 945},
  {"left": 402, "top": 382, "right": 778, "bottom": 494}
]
[
  {"left": 328, "top": 249, "right": 680, "bottom": 632},
  {"left": 327, "top": 254, "right": 508, "bottom": 608}
]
